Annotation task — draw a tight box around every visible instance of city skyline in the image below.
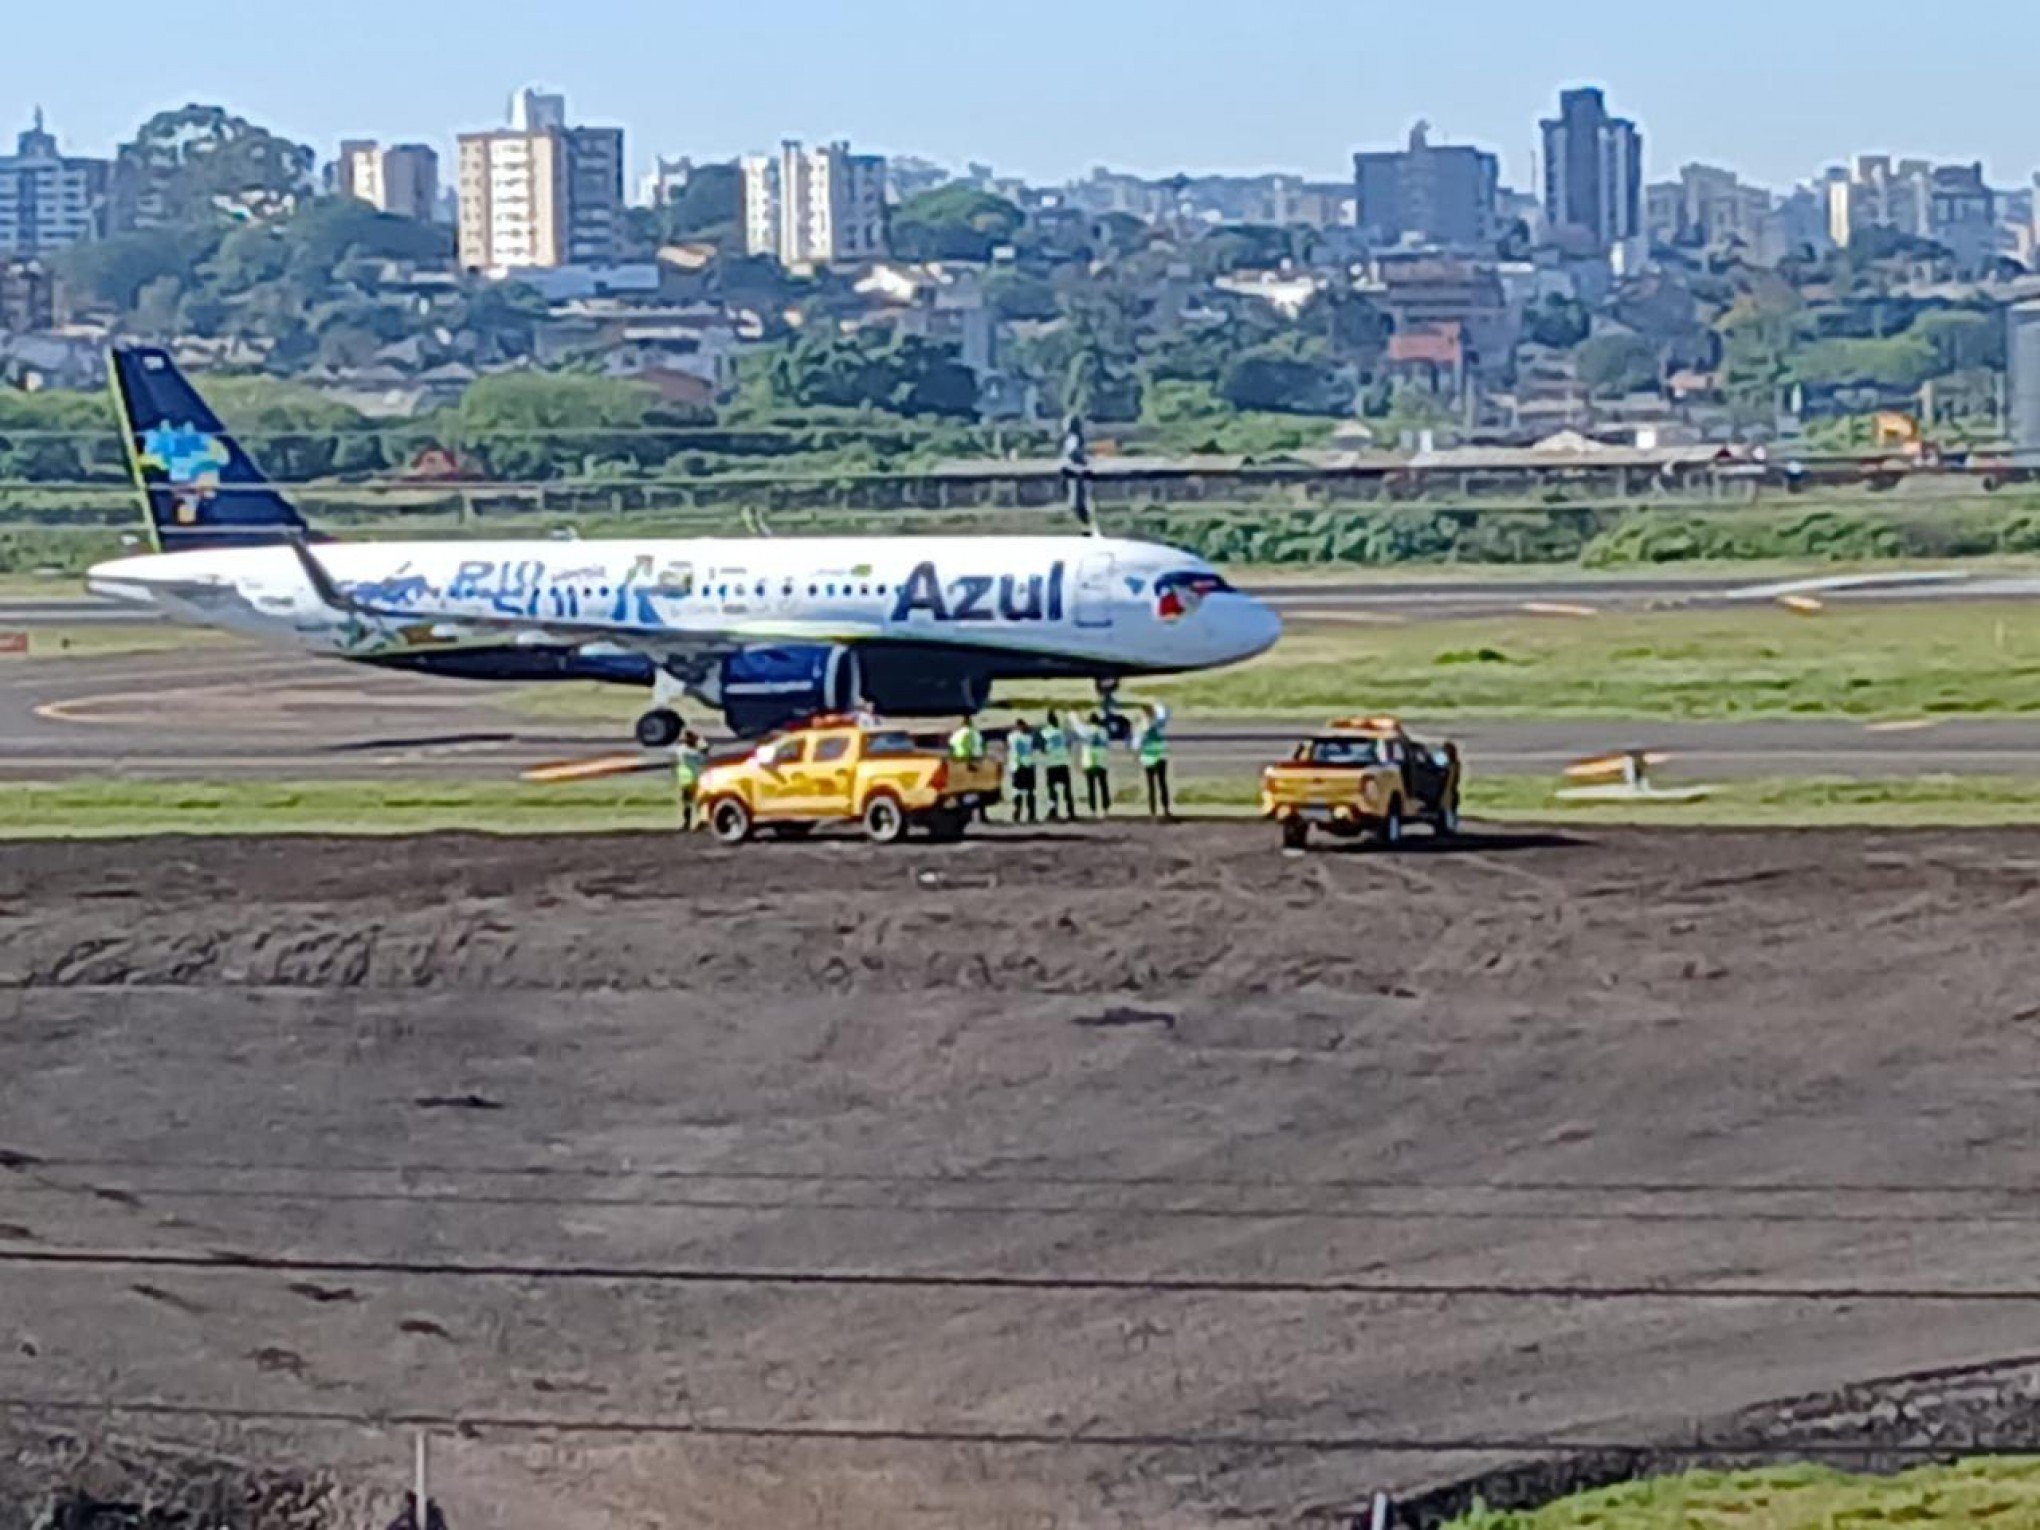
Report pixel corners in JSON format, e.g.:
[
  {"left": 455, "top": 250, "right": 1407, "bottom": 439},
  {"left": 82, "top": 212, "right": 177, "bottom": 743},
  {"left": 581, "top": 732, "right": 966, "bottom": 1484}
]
[{"left": 4, "top": 0, "right": 2039, "bottom": 194}]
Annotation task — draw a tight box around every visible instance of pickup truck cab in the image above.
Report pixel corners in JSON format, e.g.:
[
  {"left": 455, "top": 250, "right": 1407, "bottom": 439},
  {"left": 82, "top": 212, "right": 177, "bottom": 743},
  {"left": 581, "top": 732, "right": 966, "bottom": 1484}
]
[
  {"left": 1260, "top": 716, "right": 1462, "bottom": 850},
  {"left": 698, "top": 717, "right": 1003, "bottom": 845}
]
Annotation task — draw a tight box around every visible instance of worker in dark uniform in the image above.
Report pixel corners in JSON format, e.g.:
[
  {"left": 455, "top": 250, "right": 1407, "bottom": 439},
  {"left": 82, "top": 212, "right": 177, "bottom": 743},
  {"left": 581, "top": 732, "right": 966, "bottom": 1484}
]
[
  {"left": 1040, "top": 709, "right": 1077, "bottom": 822},
  {"left": 1008, "top": 718, "right": 1040, "bottom": 825},
  {"left": 1136, "top": 703, "right": 1173, "bottom": 821},
  {"left": 673, "top": 729, "right": 708, "bottom": 832},
  {"left": 1079, "top": 712, "right": 1113, "bottom": 817}
]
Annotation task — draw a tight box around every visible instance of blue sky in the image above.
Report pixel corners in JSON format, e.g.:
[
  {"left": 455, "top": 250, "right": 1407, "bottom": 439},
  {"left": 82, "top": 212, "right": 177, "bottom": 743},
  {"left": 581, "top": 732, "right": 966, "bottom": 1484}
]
[{"left": 5, "top": 0, "right": 2036, "bottom": 192}]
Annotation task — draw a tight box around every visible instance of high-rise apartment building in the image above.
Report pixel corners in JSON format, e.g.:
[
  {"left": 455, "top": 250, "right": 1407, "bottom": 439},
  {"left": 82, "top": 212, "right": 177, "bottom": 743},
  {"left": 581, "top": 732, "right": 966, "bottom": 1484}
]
[
  {"left": 1825, "top": 155, "right": 1933, "bottom": 247},
  {"left": 0, "top": 257, "right": 55, "bottom": 332},
  {"left": 0, "top": 111, "right": 108, "bottom": 257},
  {"left": 1354, "top": 122, "right": 1499, "bottom": 248},
  {"left": 1645, "top": 163, "right": 1773, "bottom": 251},
  {"left": 1540, "top": 87, "right": 1643, "bottom": 258},
  {"left": 458, "top": 90, "right": 623, "bottom": 272},
  {"left": 337, "top": 141, "right": 441, "bottom": 224},
  {"left": 742, "top": 141, "right": 887, "bottom": 266}
]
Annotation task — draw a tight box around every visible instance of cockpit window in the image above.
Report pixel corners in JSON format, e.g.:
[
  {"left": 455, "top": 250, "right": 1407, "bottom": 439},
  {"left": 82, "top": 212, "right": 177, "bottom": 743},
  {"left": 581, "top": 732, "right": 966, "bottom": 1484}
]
[
  {"left": 1154, "top": 569, "right": 1232, "bottom": 621},
  {"left": 1156, "top": 570, "right": 1233, "bottom": 598}
]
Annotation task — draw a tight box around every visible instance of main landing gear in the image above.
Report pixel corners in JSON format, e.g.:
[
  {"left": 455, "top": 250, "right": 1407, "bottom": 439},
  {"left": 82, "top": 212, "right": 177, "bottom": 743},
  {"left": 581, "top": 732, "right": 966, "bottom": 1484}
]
[
  {"left": 637, "top": 664, "right": 695, "bottom": 749},
  {"left": 636, "top": 708, "right": 683, "bottom": 749}
]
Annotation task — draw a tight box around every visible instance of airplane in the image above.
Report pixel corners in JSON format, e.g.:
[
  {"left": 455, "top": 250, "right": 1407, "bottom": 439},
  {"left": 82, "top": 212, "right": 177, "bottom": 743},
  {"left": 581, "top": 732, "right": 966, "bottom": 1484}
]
[{"left": 84, "top": 347, "right": 1283, "bottom": 745}]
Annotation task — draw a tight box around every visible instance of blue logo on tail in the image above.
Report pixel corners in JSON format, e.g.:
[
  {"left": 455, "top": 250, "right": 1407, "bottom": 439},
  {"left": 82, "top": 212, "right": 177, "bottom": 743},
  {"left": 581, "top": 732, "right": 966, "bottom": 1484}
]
[{"left": 138, "top": 422, "right": 230, "bottom": 485}]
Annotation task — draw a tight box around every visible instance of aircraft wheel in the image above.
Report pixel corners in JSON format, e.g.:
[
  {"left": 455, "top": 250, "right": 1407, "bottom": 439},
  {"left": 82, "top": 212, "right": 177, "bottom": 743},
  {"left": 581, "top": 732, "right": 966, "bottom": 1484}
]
[
  {"left": 925, "top": 807, "right": 969, "bottom": 842},
  {"left": 636, "top": 708, "right": 683, "bottom": 749}
]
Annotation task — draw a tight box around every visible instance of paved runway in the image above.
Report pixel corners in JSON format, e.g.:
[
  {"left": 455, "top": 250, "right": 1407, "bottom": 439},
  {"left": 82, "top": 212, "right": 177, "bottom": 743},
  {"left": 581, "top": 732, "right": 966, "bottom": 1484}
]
[{"left": 6, "top": 642, "right": 2040, "bottom": 785}]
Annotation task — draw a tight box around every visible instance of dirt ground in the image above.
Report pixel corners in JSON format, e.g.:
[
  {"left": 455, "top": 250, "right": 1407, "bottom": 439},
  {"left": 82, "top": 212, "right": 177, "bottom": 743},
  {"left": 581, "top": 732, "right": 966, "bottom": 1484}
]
[{"left": 6, "top": 822, "right": 2040, "bottom": 1528}]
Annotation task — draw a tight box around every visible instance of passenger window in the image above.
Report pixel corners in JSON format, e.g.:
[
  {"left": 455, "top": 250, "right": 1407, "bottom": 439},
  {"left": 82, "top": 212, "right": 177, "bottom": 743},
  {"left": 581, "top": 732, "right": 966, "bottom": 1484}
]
[{"left": 813, "top": 737, "right": 851, "bottom": 763}]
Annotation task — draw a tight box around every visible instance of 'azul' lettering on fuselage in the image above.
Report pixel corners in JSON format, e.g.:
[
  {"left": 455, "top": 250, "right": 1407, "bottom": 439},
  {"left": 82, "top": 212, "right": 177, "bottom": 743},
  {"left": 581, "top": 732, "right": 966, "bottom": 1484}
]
[{"left": 891, "top": 562, "right": 1066, "bottom": 625}]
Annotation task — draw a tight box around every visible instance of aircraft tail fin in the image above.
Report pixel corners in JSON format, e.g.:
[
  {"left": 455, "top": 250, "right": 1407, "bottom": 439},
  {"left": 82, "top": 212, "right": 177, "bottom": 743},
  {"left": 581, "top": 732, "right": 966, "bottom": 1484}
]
[{"left": 110, "top": 345, "right": 313, "bottom": 552}]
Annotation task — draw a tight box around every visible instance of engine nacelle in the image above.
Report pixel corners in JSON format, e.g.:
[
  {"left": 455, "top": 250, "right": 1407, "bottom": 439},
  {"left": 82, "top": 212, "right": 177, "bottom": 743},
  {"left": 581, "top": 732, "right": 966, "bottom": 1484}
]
[{"left": 717, "top": 644, "right": 862, "bottom": 738}]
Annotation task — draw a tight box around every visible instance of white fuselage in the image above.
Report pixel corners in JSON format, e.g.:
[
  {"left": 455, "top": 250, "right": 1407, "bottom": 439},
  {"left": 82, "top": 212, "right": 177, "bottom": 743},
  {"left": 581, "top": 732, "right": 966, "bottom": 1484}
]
[{"left": 87, "top": 534, "right": 1282, "bottom": 681}]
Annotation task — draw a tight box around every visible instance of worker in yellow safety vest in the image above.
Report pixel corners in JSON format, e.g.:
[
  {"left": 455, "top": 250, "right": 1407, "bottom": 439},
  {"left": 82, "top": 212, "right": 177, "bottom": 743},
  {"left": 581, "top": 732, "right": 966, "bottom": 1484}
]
[
  {"left": 673, "top": 730, "right": 709, "bottom": 831},
  {"left": 1007, "top": 719, "right": 1040, "bottom": 825},
  {"left": 1038, "top": 710, "right": 1076, "bottom": 821},
  {"left": 948, "top": 717, "right": 986, "bottom": 761},
  {"left": 1135, "top": 704, "right": 1173, "bottom": 821},
  {"left": 1079, "top": 712, "right": 1113, "bottom": 817}
]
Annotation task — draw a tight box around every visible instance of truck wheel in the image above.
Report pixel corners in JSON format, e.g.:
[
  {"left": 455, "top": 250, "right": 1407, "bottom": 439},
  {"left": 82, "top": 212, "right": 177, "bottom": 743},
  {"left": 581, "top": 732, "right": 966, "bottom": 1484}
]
[
  {"left": 863, "top": 792, "right": 907, "bottom": 845},
  {"left": 708, "top": 797, "right": 753, "bottom": 845},
  {"left": 1436, "top": 795, "right": 1461, "bottom": 838},
  {"left": 1280, "top": 818, "right": 1309, "bottom": 851},
  {"left": 925, "top": 807, "right": 969, "bottom": 842},
  {"left": 1376, "top": 798, "right": 1405, "bottom": 850}
]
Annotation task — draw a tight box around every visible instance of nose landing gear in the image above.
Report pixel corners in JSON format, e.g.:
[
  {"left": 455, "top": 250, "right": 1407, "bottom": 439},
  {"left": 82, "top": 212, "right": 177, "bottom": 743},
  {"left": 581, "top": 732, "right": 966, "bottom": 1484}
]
[{"left": 1094, "top": 679, "right": 1134, "bottom": 745}]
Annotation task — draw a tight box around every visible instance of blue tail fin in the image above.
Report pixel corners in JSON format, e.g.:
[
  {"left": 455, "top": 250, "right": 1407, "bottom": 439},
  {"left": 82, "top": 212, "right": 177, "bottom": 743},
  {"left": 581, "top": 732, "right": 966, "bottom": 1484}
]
[{"left": 110, "top": 346, "right": 312, "bottom": 551}]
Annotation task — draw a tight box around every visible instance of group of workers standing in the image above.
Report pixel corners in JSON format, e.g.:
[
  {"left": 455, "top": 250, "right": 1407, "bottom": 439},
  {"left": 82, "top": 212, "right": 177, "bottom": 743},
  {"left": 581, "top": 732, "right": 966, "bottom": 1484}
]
[
  {"left": 671, "top": 701, "right": 1175, "bottom": 831},
  {"left": 949, "top": 704, "right": 1172, "bottom": 823}
]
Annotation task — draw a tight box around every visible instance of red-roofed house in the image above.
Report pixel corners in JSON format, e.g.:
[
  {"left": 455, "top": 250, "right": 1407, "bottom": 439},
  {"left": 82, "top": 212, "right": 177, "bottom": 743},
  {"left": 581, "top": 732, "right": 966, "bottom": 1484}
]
[{"left": 1385, "top": 322, "right": 1467, "bottom": 401}]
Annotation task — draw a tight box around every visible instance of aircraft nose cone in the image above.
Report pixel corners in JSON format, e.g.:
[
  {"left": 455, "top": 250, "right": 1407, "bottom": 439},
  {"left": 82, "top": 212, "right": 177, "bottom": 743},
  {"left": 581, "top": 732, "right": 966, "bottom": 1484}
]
[{"left": 1235, "top": 596, "right": 1283, "bottom": 659}]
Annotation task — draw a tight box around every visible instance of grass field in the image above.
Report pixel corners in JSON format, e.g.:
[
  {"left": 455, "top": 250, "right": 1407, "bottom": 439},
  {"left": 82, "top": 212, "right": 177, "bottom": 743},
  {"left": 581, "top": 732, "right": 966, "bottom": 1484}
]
[
  {"left": 5, "top": 624, "right": 233, "bottom": 659},
  {"left": 1446, "top": 1460, "right": 2040, "bottom": 1529},
  {"left": 498, "top": 600, "right": 2040, "bottom": 731},
  {"left": 10, "top": 771, "right": 2040, "bottom": 837},
  {"left": 1145, "top": 601, "right": 2040, "bottom": 721}
]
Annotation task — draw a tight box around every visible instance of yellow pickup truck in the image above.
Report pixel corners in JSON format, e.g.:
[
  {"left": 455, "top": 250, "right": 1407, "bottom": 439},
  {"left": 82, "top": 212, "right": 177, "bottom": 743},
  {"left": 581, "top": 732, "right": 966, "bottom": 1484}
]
[
  {"left": 697, "top": 718, "right": 1003, "bottom": 845},
  {"left": 1260, "top": 716, "right": 1462, "bottom": 851}
]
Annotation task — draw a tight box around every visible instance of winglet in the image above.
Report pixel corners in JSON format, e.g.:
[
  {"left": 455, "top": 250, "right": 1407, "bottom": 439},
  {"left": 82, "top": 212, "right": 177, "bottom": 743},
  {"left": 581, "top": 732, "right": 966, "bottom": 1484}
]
[{"left": 284, "top": 534, "right": 379, "bottom": 618}]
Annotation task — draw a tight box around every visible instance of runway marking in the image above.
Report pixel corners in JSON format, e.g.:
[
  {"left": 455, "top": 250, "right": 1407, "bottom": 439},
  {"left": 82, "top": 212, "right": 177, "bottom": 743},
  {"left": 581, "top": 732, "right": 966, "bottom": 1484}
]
[
  {"left": 1520, "top": 602, "right": 1599, "bottom": 618},
  {"left": 1865, "top": 718, "right": 1945, "bottom": 734}
]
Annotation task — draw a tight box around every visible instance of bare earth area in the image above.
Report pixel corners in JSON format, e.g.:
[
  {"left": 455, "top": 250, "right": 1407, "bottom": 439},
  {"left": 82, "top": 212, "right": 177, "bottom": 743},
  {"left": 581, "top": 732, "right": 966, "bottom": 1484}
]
[{"left": 5, "top": 823, "right": 2040, "bottom": 1528}]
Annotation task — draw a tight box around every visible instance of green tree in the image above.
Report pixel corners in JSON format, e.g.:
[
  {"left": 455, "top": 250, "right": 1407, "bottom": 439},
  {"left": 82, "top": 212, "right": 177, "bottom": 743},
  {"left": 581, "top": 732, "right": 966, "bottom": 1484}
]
[
  {"left": 1790, "top": 335, "right": 1939, "bottom": 392},
  {"left": 1524, "top": 294, "right": 1591, "bottom": 349},
  {"left": 1218, "top": 338, "right": 1351, "bottom": 415},
  {"left": 1064, "top": 348, "right": 1142, "bottom": 423},
  {"left": 889, "top": 186, "right": 1025, "bottom": 262},
  {"left": 1188, "top": 225, "right": 1295, "bottom": 278},
  {"left": 1718, "top": 284, "right": 1811, "bottom": 417},
  {"left": 54, "top": 227, "right": 218, "bottom": 312},
  {"left": 983, "top": 268, "right": 1059, "bottom": 322},
  {"left": 448, "top": 372, "right": 669, "bottom": 480},
  {"left": 1575, "top": 333, "right": 1662, "bottom": 397},
  {"left": 113, "top": 105, "right": 315, "bottom": 229},
  {"left": 1302, "top": 288, "right": 1392, "bottom": 367},
  {"left": 1909, "top": 309, "right": 2005, "bottom": 375},
  {"left": 760, "top": 329, "right": 978, "bottom": 419}
]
